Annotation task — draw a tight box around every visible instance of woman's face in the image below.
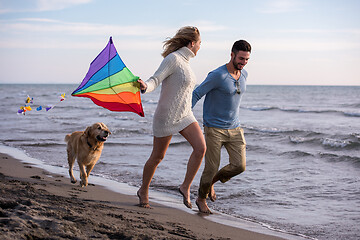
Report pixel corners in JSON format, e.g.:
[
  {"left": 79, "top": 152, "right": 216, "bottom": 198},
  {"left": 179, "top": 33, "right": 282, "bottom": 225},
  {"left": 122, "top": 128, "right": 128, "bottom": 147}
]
[{"left": 190, "top": 37, "right": 201, "bottom": 56}]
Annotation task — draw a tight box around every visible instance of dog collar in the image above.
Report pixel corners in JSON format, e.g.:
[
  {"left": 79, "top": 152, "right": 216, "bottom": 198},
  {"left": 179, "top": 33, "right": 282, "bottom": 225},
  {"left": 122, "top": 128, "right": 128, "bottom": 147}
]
[{"left": 86, "top": 138, "right": 97, "bottom": 151}]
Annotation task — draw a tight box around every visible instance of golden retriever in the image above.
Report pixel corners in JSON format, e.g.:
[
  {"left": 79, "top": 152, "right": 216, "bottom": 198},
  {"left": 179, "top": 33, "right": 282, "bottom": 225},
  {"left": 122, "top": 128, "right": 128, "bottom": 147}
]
[{"left": 65, "top": 122, "right": 111, "bottom": 187}]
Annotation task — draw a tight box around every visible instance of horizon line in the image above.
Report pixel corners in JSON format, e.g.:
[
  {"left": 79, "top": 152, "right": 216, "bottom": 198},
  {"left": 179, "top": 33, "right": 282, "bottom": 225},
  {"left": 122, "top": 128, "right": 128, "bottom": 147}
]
[{"left": 1, "top": 83, "right": 360, "bottom": 87}]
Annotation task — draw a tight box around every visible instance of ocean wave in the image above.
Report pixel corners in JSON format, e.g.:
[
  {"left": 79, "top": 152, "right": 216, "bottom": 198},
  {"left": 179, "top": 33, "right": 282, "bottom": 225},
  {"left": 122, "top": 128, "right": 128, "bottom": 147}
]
[
  {"left": 352, "top": 133, "right": 360, "bottom": 140},
  {"left": 280, "top": 150, "right": 314, "bottom": 158},
  {"left": 245, "top": 126, "right": 285, "bottom": 134},
  {"left": 241, "top": 106, "right": 277, "bottom": 111},
  {"left": 246, "top": 125, "right": 360, "bottom": 151},
  {"left": 343, "top": 112, "right": 360, "bottom": 117},
  {"left": 21, "top": 142, "right": 65, "bottom": 147},
  {"left": 289, "top": 135, "right": 360, "bottom": 150},
  {"left": 289, "top": 136, "right": 318, "bottom": 144},
  {"left": 245, "top": 125, "right": 317, "bottom": 136},
  {"left": 44, "top": 105, "right": 100, "bottom": 111},
  {"left": 111, "top": 127, "right": 152, "bottom": 135},
  {"left": 169, "top": 140, "right": 189, "bottom": 147},
  {"left": 319, "top": 153, "right": 360, "bottom": 166},
  {"left": 104, "top": 142, "right": 153, "bottom": 147},
  {"left": 242, "top": 105, "right": 360, "bottom": 117},
  {"left": 222, "top": 190, "right": 260, "bottom": 200},
  {"left": 141, "top": 99, "right": 158, "bottom": 104},
  {"left": 321, "top": 138, "right": 360, "bottom": 149},
  {"left": 341, "top": 103, "right": 360, "bottom": 108},
  {"left": 3, "top": 139, "right": 35, "bottom": 143}
]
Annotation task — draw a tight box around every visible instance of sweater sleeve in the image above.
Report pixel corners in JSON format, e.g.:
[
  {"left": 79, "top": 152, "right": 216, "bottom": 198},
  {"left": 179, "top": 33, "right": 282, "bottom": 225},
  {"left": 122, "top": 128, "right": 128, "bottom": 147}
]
[{"left": 144, "top": 54, "right": 177, "bottom": 93}]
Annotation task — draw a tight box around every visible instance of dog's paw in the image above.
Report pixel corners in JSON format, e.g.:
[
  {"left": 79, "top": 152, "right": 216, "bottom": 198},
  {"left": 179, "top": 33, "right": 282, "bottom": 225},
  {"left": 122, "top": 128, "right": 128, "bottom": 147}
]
[{"left": 79, "top": 180, "right": 87, "bottom": 187}]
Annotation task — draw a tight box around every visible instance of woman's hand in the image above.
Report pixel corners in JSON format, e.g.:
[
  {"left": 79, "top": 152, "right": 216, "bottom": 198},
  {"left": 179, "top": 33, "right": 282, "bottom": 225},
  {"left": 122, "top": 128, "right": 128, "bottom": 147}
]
[{"left": 137, "top": 79, "right": 147, "bottom": 93}]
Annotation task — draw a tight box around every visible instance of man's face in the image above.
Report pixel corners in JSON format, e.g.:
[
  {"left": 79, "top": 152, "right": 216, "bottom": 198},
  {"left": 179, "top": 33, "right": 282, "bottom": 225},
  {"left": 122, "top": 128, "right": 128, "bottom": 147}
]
[{"left": 231, "top": 51, "right": 250, "bottom": 70}]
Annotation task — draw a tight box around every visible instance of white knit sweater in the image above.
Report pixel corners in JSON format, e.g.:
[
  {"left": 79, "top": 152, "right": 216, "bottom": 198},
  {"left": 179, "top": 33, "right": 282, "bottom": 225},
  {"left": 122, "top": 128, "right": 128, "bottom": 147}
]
[{"left": 144, "top": 47, "right": 197, "bottom": 137}]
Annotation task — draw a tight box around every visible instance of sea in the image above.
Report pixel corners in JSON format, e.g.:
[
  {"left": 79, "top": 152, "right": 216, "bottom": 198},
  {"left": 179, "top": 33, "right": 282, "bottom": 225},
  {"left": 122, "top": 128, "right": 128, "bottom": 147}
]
[{"left": 0, "top": 84, "right": 359, "bottom": 240}]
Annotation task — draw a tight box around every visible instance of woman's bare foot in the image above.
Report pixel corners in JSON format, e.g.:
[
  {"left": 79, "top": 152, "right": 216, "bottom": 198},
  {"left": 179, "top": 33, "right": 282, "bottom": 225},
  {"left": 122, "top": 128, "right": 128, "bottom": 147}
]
[
  {"left": 195, "top": 198, "right": 212, "bottom": 214},
  {"left": 137, "top": 189, "right": 151, "bottom": 208},
  {"left": 179, "top": 185, "right": 192, "bottom": 208}
]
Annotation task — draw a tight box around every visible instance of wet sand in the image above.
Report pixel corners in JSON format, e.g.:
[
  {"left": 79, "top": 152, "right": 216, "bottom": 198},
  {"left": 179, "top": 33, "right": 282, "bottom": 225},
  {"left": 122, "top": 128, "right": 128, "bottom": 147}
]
[{"left": 0, "top": 152, "right": 288, "bottom": 239}]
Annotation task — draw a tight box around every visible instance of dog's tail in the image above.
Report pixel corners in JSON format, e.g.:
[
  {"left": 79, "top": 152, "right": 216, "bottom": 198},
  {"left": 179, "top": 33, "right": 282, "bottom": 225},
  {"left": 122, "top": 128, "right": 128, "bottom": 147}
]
[{"left": 65, "top": 134, "right": 71, "bottom": 143}]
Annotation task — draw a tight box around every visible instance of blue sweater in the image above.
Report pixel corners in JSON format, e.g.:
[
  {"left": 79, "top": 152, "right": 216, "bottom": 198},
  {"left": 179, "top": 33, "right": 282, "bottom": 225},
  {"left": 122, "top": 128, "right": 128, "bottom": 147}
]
[{"left": 192, "top": 64, "right": 247, "bottom": 129}]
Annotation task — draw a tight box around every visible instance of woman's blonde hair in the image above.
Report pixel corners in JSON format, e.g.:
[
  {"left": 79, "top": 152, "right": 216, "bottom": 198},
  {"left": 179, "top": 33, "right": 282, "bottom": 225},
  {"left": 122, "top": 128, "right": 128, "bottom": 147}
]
[{"left": 161, "top": 26, "right": 200, "bottom": 58}]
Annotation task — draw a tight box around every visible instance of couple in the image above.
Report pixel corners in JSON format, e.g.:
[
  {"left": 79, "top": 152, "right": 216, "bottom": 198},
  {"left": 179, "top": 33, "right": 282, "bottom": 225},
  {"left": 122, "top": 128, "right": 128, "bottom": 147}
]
[{"left": 137, "top": 26, "right": 251, "bottom": 214}]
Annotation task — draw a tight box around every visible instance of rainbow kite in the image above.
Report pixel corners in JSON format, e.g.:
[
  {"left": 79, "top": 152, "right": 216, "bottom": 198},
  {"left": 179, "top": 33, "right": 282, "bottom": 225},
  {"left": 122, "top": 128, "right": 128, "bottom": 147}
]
[{"left": 72, "top": 37, "right": 144, "bottom": 117}]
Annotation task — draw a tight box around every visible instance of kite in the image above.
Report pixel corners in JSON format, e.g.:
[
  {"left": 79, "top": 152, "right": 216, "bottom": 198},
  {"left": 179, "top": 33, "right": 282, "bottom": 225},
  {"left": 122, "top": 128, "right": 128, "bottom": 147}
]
[
  {"left": 17, "top": 94, "right": 66, "bottom": 115},
  {"left": 18, "top": 106, "right": 32, "bottom": 115},
  {"left": 26, "top": 96, "right": 34, "bottom": 104},
  {"left": 71, "top": 37, "right": 144, "bottom": 117},
  {"left": 44, "top": 93, "right": 66, "bottom": 111},
  {"left": 17, "top": 95, "right": 34, "bottom": 115}
]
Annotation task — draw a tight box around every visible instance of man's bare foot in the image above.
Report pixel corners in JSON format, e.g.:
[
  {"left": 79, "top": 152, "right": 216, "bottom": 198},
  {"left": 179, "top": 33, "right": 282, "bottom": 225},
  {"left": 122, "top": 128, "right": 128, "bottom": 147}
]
[
  {"left": 209, "top": 185, "right": 217, "bottom": 202},
  {"left": 195, "top": 198, "right": 212, "bottom": 214},
  {"left": 137, "top": 189, "right": 151, "bottom": 208}
]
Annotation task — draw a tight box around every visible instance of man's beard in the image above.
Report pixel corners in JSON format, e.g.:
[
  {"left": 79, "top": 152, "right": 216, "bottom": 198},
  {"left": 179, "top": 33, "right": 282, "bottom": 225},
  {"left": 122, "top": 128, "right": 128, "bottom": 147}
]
[{"left": 232, "top": 60, "right": 243, "bottom": 71}]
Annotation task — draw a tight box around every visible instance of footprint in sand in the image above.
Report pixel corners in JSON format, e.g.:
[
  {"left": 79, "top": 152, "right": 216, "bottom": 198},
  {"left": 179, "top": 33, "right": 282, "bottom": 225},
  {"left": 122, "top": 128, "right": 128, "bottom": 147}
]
[
  {"left": 68, "top": 187, "right": 88, "bottom": 197},
  {"left": 30, "top": 175, "right": 42, "bottom": 179}
]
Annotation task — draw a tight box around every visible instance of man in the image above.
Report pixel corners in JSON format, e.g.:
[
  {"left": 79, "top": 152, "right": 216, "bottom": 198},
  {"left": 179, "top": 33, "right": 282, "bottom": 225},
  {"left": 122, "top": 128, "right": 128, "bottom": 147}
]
[{"left": 192, "top": 40, "right": 251, "bottom": 213}]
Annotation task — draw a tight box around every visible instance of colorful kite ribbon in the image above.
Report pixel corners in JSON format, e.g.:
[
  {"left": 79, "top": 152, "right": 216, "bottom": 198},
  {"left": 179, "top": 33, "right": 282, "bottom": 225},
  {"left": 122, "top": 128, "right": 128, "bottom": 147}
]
[{"left": 17, "top": 94, "right": 66, "bottom": 115}]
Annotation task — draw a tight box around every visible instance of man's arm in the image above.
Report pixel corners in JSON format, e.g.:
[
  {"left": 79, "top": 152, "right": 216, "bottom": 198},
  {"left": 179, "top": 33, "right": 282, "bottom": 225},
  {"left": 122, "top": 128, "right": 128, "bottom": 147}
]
[{"left": 192, "top": 71, "right": 220, "bottom": 108}]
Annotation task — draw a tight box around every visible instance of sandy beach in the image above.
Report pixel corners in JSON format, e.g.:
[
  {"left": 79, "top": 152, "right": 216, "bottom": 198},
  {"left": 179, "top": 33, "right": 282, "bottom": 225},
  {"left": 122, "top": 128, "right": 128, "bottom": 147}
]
[{"left": 0, "top": 152, "right": 290, "bottom": 240}]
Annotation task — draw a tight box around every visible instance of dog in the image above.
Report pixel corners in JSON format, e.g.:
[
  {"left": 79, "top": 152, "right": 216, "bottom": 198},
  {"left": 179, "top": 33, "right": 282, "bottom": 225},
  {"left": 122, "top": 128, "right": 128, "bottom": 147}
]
[{"left": 65, "top": 122, "right": 111, "bottom": 187}]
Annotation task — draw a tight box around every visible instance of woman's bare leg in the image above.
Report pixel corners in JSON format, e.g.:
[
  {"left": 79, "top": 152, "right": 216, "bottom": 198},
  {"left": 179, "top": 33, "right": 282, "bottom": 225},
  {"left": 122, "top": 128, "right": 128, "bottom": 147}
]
[
  {"left": 137, "top": 135, "right": 172, "bottom": 207},
  {"left": 179, "top": 122, "right": 206, "bottom": 207}
]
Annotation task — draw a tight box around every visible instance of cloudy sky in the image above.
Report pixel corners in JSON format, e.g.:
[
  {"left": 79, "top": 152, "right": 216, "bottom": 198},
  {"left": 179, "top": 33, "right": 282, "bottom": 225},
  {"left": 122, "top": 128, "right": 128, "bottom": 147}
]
[{"left": 0, "top": 0, "right": 359, "bottom": 86}]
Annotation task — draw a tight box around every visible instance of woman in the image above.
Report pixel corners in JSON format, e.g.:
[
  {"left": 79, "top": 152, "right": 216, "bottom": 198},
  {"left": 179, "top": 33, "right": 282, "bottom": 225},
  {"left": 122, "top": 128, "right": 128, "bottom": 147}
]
[{"left": 137, "top": 26, "right": 206, "bottom": 209}]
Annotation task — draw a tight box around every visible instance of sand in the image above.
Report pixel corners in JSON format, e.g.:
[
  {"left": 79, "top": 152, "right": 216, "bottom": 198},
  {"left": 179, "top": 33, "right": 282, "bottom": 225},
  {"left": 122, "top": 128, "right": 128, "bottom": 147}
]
[{"left": 0, "top": 152, "right": 289, "bottom": 240}]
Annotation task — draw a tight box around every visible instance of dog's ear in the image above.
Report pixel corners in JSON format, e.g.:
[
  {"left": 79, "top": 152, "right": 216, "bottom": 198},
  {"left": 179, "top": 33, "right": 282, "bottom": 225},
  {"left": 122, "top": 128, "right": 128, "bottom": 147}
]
[{"left": 84, "top": 126, "right": 91, "bottom": 137}]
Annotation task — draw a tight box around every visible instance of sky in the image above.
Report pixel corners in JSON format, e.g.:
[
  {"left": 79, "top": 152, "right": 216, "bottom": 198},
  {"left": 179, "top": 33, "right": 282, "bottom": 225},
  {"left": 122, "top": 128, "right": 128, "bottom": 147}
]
[{"left": 0, "top": 0, "right": 359, "bottom": 86}]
